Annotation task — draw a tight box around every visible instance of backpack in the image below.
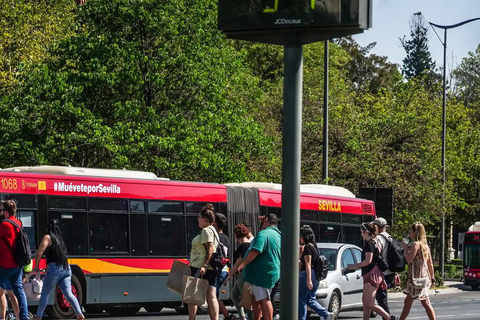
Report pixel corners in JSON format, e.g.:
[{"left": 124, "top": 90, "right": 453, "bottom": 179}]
[
  {"left": 205, "top": 227, "right": 228, "bottom": 273},
  {"left": 312, "top": 245, "right": 329, "bottom": 280},
  {"left": 372, "top": 239, "right": 389, "bottom": 272},
  {"left": 2, "top": 219, "right": 32, "bottom": 266},
  {"left": 379, "top": 234, "right": 406, "bottom": 272}
]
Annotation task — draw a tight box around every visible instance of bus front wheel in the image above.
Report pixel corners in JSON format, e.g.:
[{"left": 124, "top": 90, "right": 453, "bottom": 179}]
[{"left": 46, "top": 274, "right": 83, "bottom": 319}]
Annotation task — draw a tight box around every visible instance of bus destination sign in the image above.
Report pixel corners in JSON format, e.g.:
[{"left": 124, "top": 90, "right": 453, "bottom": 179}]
[{"left": 465, "top": 233, "right": 480, "bottom": 243}]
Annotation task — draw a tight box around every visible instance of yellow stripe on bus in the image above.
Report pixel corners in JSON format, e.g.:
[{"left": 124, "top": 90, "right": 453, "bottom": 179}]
[{"left": 68, "top": 259, "right": 170, "bottom": 274}]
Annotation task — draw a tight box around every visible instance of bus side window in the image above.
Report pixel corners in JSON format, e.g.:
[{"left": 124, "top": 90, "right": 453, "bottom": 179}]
[{"left": 48, "top": 211, "right": 88, "bottom": 256}]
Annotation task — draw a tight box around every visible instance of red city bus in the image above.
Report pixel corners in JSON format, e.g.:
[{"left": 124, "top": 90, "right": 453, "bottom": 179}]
[
  {"left": 463, "top": 222, "right": 480, "bottom": 290},
  {"left": 0, "top": 166, "right": 376, "bottom": 318}
]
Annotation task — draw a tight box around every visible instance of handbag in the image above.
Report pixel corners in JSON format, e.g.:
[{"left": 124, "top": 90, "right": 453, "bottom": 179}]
[
  {"left": 23, "top": 273, "right": 43, "bottom": 301},
  {"left": 182, "top": 274, "right": 209, "bottom": 306},
  {"left": 166, "top": 260, "right": 191, "bottom": 295},
  {"left": 411, "top": 264, "right": 428, "bottom": 289},
  {"left": 239, "top": 281, "right": 253, "bottom": 310}
]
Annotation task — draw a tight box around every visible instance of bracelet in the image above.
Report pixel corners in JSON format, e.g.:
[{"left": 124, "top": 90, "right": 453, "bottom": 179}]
[{"left": 203, "top": 263, "right": 209, "bottom": 268}]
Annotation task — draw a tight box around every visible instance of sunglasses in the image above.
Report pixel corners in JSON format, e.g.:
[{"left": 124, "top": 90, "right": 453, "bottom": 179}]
[{"left": 361, "top": 224, "right": 368, "bottom": 231}]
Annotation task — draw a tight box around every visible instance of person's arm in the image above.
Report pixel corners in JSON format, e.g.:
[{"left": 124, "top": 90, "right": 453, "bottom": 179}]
[
  {"left": 237, "top": 250, "right": 260, "bottom": 273},
  {"left": 348, "top": 252, "right": 373, "bottom": 269},
  {"left": 33, "top": 235, "right": 51, "bottom": 272},
  {"left": 200, "top": 241, "right": 214, "bottom": 275},
  {"left": 304, "top": 254, "right": 314, "bottom": 289},
  {"left": 224, "top": 257, "right": 244, "bottom": 285},
  {"left": 402, "top": 241, "right": 419, "bottom": 264}
]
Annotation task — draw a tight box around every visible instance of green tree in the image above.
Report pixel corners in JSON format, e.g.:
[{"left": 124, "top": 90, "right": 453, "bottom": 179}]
[
  {"left": 335, "top": 36, "right": 401, "bottom": 94},
  {"left": 0, "top": 0, "right": 75, "bottom": 92},
  {"left": 453, "top": 44, "right": 480, "bottom": 118},
  {"left": 400, "top": 12, "right": 438, "bottom": 80},
  {"left": 0, "top": 0, "right": 274, "bottom": 183}
]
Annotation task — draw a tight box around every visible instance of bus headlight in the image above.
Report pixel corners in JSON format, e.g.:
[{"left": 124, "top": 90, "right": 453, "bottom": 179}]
[{"left": 318, "top": 280, "right": 328, "bottom": 289}]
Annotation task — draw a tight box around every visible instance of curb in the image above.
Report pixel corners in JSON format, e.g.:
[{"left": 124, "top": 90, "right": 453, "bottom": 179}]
[{"left": 389, "top": 281, "right": 467, "bottom": 299}]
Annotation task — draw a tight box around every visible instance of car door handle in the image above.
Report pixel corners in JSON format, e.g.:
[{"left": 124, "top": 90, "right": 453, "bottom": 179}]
[{"left": 356, "top": 275, "right": 361, "bottom": 280}]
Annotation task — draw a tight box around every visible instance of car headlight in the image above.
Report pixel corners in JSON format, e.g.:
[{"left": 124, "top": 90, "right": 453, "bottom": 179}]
[{"left": 318, "top": 280, "right": 328, "bottom": 289}]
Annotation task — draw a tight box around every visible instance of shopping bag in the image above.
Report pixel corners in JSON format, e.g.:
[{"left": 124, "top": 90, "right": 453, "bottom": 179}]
[
  {"left": 166, "top": 260, "right": 191, "bottom": 295},
  {"left": 239, "top": 281, "right": 253, "bottom": 310},
  {"left": 182, "top": 275, "right": 208, "bottom": 306},
  {"left": 411, "top": 265, "right": 428, "bottom": 289},
  {"left": 23, "top": 273, "right": 43, "bottom": 301}
]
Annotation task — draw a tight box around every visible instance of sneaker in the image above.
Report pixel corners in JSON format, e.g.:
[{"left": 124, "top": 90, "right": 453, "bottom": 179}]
[
  {"left": 273, "top": 315, "right": 280, "bottom": 320},
  {"left": 390, "top": 316, "right": 397, "bottom": 320},
  {"left": 324, "top": 312, "right": 334, "bottom": 320},
  {"left": 225, "top": 315, "right": 236, "bottom": 320}
]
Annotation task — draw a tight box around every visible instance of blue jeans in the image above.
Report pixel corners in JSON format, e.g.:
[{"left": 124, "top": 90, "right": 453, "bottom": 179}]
[
  {"left": 299, "top": 270, "right": 329, "bottom": 320},
  {"left": 0, "top": 266, "right": 29, "bottom": 320},
  {"left": 36, "top": 263, "right": 83, "bottom": 318}
]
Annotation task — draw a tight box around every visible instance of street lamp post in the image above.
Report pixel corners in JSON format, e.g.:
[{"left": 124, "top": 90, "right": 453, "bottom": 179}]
[{"left": 429, "top": 17, "right": 480, "bottom": 278}]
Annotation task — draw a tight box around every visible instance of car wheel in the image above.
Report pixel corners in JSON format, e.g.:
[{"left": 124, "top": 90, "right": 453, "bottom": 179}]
[
  {"left": 175, "top": 306, "right": 189, "bottom": 315},
  {"left": 370, "top": 310, "right": 377, "bottom": 318},
  {"left": 197, "top": 302, "right": 209, "bottom": 315},
  {"left": 328, "top": 290, "right": 341, "bottom": 319}
]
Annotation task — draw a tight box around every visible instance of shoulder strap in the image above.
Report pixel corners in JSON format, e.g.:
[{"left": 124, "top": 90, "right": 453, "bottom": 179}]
[
  {"left": 2, "top": 219, "right": 21, "bottom": 230},
  {"left": 204, "top": 226, "right": 225, "bottom": 257},
  {"left": 379, "top": 233, "right": 390, "bottom": 242},
  {"left": 1, "top": 221, "right": 16, "bottom": 253}
]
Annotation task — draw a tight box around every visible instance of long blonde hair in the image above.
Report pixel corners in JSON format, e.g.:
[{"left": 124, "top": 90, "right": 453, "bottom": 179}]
[{"left": 411, "top": 222, "right": 428, "bottom": 260}]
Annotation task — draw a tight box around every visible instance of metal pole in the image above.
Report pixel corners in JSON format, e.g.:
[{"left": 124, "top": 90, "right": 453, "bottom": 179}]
[
  {"left": 322, "top": 40, "right": 329, "bottom": 183},
  {"left": 440, "top": 29, "right": 447, "bottom": 278},
  {"left": 280, "top": 44, "right": 303, "bottom": 320}
]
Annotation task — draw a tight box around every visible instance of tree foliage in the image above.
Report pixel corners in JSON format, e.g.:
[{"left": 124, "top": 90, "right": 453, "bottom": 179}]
[
  {"left": 400, "top": 12, "right": 438, "bottom": 81},
  {"left": 0, "top": 0, "right": 274, "bottom": 183},
  {"left": 0, "top": 0, "right": 75, "bottom": 91}
]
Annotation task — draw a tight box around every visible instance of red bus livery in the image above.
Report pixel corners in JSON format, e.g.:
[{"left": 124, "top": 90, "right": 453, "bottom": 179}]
[
  {"left": 0, "top": 166, "right": 376, "bottom": 318},
  {"left": 463, "top": 222, "right": 480, "bottom": 290}
]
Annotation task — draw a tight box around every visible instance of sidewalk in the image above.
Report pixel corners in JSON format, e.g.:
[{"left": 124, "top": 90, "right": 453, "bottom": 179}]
[{"left": 389, "top": 280, "right": 468, "bottom": 298}]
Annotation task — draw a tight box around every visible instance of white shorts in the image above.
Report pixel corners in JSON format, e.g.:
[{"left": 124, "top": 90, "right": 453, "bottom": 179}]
[{"left": 250, "top": 285, "right": 272, "bottom": 301}]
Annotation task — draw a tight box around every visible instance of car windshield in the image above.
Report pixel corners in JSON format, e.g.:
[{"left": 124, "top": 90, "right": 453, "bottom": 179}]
[{"left": 318, "top": 248, "right": 337, "bottom": 270}]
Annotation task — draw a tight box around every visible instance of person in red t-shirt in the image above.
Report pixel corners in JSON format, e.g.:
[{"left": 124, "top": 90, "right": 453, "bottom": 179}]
[{"left": 0, "top": 200, "right": 29, "bottom": 320}]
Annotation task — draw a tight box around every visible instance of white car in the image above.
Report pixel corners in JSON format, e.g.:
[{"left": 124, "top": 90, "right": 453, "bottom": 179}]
[
  {"left": 275, "top": 242, "right": 366, "bottom": 319},
  {"left": 314, "top": 243, "right": 365, "bottom": 319}
]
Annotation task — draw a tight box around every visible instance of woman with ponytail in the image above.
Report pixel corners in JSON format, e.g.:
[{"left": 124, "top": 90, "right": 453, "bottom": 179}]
[
  {"left": 347, "top": 223, "right": 396, "bottom": 320},
  {"left": 32, "top": 219, "right": 84, "bottom": 320}
]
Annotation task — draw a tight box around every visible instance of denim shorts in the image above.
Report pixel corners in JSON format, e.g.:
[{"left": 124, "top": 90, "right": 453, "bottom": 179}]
[{"left": 0, "top": 278, "right": 12, "bottom": 291}]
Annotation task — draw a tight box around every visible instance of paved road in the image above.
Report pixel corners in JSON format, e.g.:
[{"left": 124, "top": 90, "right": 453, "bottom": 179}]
[{"left": 78, "top": 285, "right": 480, "bottom": 320}]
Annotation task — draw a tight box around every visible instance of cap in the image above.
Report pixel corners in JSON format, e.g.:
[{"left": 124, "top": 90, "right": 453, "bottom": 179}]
[{"left": 373, "top": 217, "right": 389, "bottom": 227}]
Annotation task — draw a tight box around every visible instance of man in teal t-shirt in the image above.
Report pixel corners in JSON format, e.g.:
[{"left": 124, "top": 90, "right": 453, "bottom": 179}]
[{"left": 238, "top": 213, "right": 281, "bottom": 320}]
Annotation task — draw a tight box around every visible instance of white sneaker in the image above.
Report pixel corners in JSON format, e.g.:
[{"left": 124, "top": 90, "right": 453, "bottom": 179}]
[
  {"left": 324, "top": 312, "right": 334, "bottom": 320},
  {"left": 273, "top": 315, "right": 280, "bottom": 320}
]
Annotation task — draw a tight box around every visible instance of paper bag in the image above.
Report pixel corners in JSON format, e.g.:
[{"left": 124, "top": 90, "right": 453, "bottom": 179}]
[
  {"left": 182, "top": 275, "right": 208, "bottom": 306},
  {"left": 166, "top": 260, "right": 191, "bottom": 295},
  {"left": 239, "top": 281, "right": 253, "bottom": 310}
]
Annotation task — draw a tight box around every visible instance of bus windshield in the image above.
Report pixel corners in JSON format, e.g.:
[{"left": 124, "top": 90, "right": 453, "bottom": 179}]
[{"left": 464, "top": 243, "right": 480, "bottom": 268}]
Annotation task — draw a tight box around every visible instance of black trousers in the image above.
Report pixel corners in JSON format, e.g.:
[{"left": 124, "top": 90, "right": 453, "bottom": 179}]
[{"left": 376, "top": 273, "right": 395, "bottom": 315}]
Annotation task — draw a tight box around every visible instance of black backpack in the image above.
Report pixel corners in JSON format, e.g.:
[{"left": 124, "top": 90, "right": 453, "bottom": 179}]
[
  {"left": 313, "top": 245, "right": 329, "bottom": 280},
  {"left": 205, "top": 227, "right": 228, "bottom": 273},
  {"left": 379, "top": 234, "right": 406, "bottom": 272},
  {"left": 2, "top": 219, "right": 32, "bottom": 266}
]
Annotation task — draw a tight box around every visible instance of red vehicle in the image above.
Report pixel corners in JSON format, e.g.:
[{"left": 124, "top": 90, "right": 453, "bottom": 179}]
[
  {"left": 0, "top": 166, "right": 376, "bottom": 318},
  {"left": 463, "top": 222, "right": 480, "bottom": 290}
]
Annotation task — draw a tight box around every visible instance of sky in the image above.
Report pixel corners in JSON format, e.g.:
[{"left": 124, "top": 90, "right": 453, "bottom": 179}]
[{"left": 353, "top": 0, "right": 480, "bottom": 72}]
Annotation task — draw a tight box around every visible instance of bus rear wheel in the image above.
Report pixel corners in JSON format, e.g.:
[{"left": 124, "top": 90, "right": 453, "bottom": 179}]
[{"left": 46, "top": 274, "right": 83, "bottom": 319}]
